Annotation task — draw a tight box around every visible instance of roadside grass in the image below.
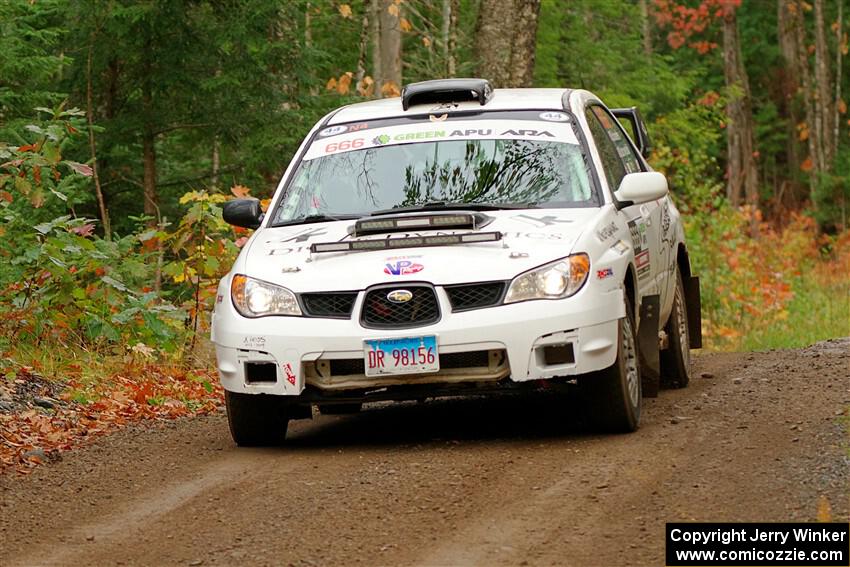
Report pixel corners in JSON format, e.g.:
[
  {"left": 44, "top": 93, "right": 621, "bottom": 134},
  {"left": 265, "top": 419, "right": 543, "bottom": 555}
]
[
  {"left": 693, "top": 210, "right": 850, "bottom": 353},
  {"left": 741, "top": 274, "right": 850, "bottom": 351}
]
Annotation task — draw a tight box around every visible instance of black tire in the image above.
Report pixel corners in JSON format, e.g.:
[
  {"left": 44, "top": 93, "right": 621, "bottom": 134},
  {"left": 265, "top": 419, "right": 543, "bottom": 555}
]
[
  {"left": 580, "top": 299, "right": 642, "bottom": 433},
  {"left": 660, "top": 266, "right": 691, "bottom": 389},
  {"left": 318, "top": 403, "right": 363, "bottom": 415},
  {"left": 225, "top": 391, "right": 291, "bottom": 447}
]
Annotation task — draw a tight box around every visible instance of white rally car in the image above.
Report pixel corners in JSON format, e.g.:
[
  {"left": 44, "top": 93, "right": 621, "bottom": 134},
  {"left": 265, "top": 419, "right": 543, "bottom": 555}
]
[{"left": 213, "top": 79, "right": 701, "bottom": 445}]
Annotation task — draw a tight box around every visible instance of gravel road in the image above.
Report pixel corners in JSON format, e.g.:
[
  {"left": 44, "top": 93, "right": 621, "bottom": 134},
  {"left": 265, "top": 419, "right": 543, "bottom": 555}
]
[{"left": 1, "top": 341, "right": 848, "bottom": 567}]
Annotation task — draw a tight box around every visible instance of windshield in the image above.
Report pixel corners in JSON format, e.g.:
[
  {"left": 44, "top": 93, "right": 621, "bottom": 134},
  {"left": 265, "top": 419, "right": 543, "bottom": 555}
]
[{"left": 273, "top": 113, "right": 596, "bottom": 225}]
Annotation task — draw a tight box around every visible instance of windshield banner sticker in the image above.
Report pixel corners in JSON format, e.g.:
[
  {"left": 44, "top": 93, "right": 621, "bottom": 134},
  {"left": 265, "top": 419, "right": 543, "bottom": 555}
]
[{"left": 304, "top": 120, "right": 578, "bottom": 161}]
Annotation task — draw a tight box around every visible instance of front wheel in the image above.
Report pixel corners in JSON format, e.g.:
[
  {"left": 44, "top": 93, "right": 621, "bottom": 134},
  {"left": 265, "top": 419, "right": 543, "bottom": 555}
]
[
  {"left": 660, "top": 266, "right": 691, "bottom": 388},
  {"left": 225, "top": 391, "right": 291, "bottom": 446},
  {"left": 579, "top": 300, "right": 641, "bottom": 432}
]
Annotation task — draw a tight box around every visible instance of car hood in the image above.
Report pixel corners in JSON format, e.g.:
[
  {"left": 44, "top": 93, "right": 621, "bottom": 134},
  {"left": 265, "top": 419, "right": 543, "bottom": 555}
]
[{"left": 244, "top": 208, "right": 605, "bottom": 292}]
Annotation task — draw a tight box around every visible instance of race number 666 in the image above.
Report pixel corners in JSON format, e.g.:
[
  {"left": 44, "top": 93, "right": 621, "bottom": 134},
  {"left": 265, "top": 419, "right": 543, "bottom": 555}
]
[{"left": 325, "top": 138, "right": 364, "bottom": 153}]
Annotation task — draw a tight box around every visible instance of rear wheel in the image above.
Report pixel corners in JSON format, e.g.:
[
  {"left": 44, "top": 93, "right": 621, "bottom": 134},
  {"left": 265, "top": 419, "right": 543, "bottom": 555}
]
[
  {"left": 580, "top": 299, "right": 641, "bottom": 432},
  {"left": 225, "top": 391, "right": 291, "bottom": 446},
  {"left": 661, "top": 266, "right": 691, "bottom": 388}
]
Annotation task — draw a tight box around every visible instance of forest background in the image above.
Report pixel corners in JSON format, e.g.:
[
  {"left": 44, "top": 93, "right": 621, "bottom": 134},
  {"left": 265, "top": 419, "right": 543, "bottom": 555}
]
[{"left": 0, "top": 0, "right": 848, "bottom": 465}]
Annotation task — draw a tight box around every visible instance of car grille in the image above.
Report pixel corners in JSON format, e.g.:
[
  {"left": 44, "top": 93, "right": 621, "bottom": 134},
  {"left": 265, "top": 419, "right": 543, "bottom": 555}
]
[
  {"left": 361, "top": 285, "right": 440, "bottom": 329},
  {"left": 444, "top": 281, "right": 506, "bottom": 311},
  {"left": 301, "top": 292, "right": 358, "bottom": 318}
]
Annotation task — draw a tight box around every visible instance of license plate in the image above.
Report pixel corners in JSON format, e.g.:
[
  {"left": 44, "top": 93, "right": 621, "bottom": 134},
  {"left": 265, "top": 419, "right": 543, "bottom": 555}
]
[{"left": 363, "top": 335, "right": 439, "bottom": 377}]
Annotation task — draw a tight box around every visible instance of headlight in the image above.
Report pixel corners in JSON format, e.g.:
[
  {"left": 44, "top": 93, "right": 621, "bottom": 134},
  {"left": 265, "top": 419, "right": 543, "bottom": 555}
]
[
  {"left": 504, "top": 254, "right": 590, "bottom": 303},
  {"left": 231, "top": 274, "right": 302, "bottom": 317}
]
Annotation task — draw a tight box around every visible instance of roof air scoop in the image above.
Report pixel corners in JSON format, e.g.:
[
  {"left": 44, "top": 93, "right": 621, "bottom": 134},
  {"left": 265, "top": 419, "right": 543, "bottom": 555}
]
[{"left": 401, "top": 78, "right": 493, "bottom": 111}]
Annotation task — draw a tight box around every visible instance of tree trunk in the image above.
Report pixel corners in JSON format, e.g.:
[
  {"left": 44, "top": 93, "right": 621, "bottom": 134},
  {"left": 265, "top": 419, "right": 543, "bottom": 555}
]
[
  {"left": 721, "top": 4, "right": 758, "bottom": 217},
  {"left": 356, "top": 10, "right": 369, "bottom": 84},
  {"left": 833, "top": 0, "right": 843, "bottom": 159},
  {"left": 304, "top": 1, "right": 312, "bottom": 48},
  {"left": 379, "top": 0, "right": 402, "bottom": 96},
  {"left": 777, "top": 0, "right": 804, "bottom": 203},
  {"left": 509, "top": 0, "right": 541, "bottom": 87},
  {"left": 211, "top": 135, "right": 220, "bottom": 190},
  {"left": 448, "top": 0, "right": 459, "bottom": 77},
  {"left": 813, "top": 0, "right": 834, "bottom": 169},
  {"left": 441, "top": 0, "right": 451, "bottom": 76},
  {"left": 786, "top": 0, "right": 821, "bottom": 188},
  {"left": 86, "top": 41, "right": 110, "bottom": 240},
  {"left": 475, "top": 0, "right": 541, "bottom": 88},
  {"left": 639, "top": 0, "right": 652, "bottom": 56},
  {"left": 141, "top": 67, "right": 158, "bottom": 223},
  {"left": 370, "top": 0, "right": 382, "bottom": 90}
]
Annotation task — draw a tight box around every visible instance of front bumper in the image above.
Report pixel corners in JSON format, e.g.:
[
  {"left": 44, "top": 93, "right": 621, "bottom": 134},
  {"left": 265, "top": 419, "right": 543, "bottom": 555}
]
[{"left": 211, "top": 284, "right": 625, "bottom": 396}]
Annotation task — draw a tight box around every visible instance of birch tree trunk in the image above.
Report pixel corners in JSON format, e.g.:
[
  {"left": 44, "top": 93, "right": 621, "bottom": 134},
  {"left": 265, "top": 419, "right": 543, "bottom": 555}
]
[{"left": 722, "top": 4, "right": 759, "bottom": 216}]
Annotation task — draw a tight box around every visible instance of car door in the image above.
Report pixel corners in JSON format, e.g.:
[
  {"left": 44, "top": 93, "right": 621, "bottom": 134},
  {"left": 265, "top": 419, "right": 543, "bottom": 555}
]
[{"left": 584, "top": 104, "right": 663, "bottom": 302}]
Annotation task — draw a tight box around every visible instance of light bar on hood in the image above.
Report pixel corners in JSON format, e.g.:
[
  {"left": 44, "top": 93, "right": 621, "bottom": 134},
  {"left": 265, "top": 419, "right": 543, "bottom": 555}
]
[
  {"left": 354, "top": 213, "right": 477, "bottom": 235},
  {"left": 311, "top": 231, "right": 502, "bottom": 253}
]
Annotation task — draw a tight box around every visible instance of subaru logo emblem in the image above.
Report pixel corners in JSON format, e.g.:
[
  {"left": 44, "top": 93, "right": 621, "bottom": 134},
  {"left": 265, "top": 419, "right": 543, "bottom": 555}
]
[{"left": 386, "top": 289, "right": 413, "bottom": 303}]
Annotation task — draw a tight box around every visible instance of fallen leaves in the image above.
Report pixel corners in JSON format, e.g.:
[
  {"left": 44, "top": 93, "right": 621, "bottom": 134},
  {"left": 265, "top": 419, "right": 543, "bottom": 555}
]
[{"left": 0, "top": 365, "right": 222, "bottom": 475}]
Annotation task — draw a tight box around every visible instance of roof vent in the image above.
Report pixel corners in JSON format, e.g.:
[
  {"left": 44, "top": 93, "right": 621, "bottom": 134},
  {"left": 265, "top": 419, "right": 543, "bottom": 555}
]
[{"left": 401, "top": 78, "right": 493, "bottom": 111}]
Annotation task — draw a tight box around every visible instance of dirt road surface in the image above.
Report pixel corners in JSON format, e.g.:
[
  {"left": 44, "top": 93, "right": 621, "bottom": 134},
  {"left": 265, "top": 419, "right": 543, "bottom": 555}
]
[{"left": 1, "top": 342, "right": 848, "bottom": 567}]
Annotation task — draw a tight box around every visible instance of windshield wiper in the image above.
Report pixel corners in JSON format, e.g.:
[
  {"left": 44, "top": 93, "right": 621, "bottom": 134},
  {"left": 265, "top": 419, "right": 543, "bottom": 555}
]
[
  {"left": 272, "top": 213, "right": 362, "bottom": 228},
  {"left": 370, "top": 201, "right": 537, "bottom": 216}
]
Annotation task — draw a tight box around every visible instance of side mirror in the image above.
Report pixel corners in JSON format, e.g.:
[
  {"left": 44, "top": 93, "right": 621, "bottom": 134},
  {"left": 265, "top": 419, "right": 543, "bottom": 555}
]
[
  {"left": 223, "top": 199, "right": 263, "bottom": 229},
  {"left": 614, "top": 172, "right": 668, "bottom": 205}
]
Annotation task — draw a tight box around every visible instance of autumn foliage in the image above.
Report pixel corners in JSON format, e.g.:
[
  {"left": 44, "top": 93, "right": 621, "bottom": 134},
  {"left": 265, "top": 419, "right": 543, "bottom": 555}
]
[{"left": 0, "top": 364, "right": 221, "bottom": 474}]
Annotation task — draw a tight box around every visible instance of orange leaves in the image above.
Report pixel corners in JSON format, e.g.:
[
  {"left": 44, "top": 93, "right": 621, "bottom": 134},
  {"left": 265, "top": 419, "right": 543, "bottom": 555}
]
[
  {"left": 667, "top": 31, "right": 686, "bottom": 49},
  {"left": 326, "top": 72, "right": 354, "bottom": 95},
  {"left": 697, "top": 91, "right": 720, "bottom": 106},
  {"left": 690, "top": 40, "right": 718, "bottom": 54},
  {"left": 387, "top": 0, "right": 401, "bottom": 18},
  {"left": 327, "top": 73, "right": 379, "bottom": 97},
  {"left": 381, "top": 81, "right": 401, "bottom": 97},
  {"left": 838, "top": 99, "right": 847, "bottom": 115},
  {"left": 337, "top": 72, "right": 353, "bottom": 95},
  {"left": 399, "top": 17, "right": 412, "bottom": 32},
  {"left": 701, "top": 208, "right": 828, "bottom": 349},
  {"left": 338, "top": 3, "right": 353, "bottom": 18},
  {"left": 230, "top": 184, "right": 251, "bottom": 198},
  {"left": 797, "top": 122, "right": 809, "bottom": 141},
  {"left": 357, "top": 76, "right": 375, "bottom": 97},
  {"left": 654, "top": 0, "right": 736, "bottom": 52},
  {"left": 800, "top": 157, "right": 813, "bottom": 172},
  {"left": 1, "top": 366, "right": 222, "bottom": 475}
]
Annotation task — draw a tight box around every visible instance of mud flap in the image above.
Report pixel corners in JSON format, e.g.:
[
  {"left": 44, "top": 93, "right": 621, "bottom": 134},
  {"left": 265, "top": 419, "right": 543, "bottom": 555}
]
[
  {"left": 684, "top": 276, "right": 702, "bottom": 349},
  {"left": 638, "top": 294, "right": 660, "bottom": 398}
]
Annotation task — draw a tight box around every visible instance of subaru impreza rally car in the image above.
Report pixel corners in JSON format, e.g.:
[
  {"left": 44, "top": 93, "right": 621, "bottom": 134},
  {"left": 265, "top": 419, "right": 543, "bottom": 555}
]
[{"left": 212, "top": 78, "right": 701, "bottom": 445}]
